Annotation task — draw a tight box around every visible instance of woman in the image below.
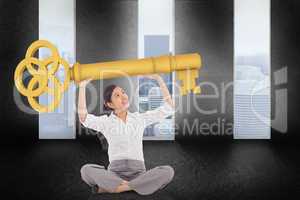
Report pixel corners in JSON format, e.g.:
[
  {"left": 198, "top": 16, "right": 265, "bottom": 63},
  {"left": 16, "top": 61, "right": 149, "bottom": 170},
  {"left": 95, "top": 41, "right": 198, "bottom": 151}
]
[{"left": 78, "top": 74, "right": 175, "bottom": 195}]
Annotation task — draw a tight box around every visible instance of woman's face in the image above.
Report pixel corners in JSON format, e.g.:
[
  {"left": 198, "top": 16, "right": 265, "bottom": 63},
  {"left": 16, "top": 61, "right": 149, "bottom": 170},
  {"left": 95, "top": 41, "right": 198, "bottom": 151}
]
[{"left": 107, "top": 86, "right": 129, "bottom": 111}]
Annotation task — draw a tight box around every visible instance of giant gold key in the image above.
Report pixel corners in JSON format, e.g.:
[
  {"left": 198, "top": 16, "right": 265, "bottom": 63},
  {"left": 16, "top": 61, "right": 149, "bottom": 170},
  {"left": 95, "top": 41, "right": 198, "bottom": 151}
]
[{"left": 14, "top": 40, "right": 203, "bottom": 112}]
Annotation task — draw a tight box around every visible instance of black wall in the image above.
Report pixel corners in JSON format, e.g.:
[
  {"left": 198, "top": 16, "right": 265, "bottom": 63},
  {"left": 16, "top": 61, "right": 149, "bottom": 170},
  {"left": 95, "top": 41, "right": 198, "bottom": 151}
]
[
  {"left": 175, "top": 0, "right": 234, "bottom": 141},
  {"left": 0, "top": 0, "right": 39, "bottom": 145},
  {"left": 76, "top": 0, "right": 138, "bottom": 139},
  {"left": 271, "top": 0, "right": 300, "bottom": 142}
]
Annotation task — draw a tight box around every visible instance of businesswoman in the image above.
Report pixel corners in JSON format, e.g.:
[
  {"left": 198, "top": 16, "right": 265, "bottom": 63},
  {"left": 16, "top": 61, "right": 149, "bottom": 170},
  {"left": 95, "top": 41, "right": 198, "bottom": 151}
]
[{"left": 78, "top": 74, "right": 175, "bottom": 195}]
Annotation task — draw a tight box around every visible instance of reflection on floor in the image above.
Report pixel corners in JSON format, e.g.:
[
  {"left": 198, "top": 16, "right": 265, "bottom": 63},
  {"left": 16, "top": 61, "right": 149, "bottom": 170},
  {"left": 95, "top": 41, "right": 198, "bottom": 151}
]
[{"left": 3, "top": 139, "right": 300, "bottom": 200}]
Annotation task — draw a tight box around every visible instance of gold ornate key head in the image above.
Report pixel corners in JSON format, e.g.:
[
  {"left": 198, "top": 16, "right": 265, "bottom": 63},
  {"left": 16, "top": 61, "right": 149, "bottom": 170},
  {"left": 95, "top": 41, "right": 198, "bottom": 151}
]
[{"left": 14, "top": 40, "right": 71, "bottom": 112}]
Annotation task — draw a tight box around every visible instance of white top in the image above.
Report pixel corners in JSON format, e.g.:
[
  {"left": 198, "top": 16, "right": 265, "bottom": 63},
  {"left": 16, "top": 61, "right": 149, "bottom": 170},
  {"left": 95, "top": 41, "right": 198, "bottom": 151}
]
[{"left": 81, "top": 101, "right": 175, "bottom": 162}]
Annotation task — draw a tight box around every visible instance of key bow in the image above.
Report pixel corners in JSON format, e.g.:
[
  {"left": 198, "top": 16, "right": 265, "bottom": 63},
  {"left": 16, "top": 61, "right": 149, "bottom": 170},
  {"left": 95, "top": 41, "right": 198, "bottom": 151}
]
[{"left": 14, "top": 40, "right": 70, "bottom": 112}]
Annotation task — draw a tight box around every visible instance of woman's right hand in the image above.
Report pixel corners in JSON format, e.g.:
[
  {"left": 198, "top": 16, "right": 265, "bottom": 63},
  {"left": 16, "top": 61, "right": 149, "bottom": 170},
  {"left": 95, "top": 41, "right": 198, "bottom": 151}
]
[{"left": 79, "top": 78, "right": 92, "bottom": 88}]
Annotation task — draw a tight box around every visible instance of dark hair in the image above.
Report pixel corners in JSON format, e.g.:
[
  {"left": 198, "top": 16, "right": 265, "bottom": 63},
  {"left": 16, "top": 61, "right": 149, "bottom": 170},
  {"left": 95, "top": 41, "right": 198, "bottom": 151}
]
[{"left": 103, "top": 84, "right": 117, "bottom": 114}]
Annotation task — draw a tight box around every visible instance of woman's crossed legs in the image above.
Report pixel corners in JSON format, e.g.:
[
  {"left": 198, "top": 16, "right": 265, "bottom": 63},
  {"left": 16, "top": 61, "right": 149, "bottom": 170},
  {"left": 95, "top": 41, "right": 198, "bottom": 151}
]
[{"left": 80, "top": 163, "right": 174, "bottom": 195}]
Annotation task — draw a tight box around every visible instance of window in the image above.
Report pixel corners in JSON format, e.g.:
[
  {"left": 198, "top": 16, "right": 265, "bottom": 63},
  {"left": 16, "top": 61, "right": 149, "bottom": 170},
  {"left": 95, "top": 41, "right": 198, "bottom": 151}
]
[
  {"left": 234, "top": 0, "right": 271, "bottom": 139},
  {"left": 39, "top": 0, "right": 76, "bottom": 139},
  {"left": 138, "top": 0, "right": 175, "bottom": 140}
]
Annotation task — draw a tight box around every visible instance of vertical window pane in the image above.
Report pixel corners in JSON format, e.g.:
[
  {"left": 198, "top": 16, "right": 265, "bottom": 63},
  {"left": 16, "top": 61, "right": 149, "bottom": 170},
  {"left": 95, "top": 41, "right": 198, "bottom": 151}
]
[
  {"left": 234, "top": 0, "right": 271, "bottom": 139},
  {"left": 138, "top": 0, "right": 175, "bottom": 140},
  {"left": 39, "top": 0, "right": 76, "bottom": 139}
]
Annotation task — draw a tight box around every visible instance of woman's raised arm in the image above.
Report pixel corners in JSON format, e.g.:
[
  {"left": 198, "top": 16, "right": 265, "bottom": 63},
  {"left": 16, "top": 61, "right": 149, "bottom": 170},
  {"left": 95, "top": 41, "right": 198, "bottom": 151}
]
[
  {"left": 77, "top": 79, "right": 92, "bottom": 123},
  {"left": 141, "top": 74, "right": 175, "bottom": 108},
  {"left": 138, "top": 74, "right": 175, "bottom": 127},
  {"left": 156, "top": 75, "right": 174, "bottom": 108}
]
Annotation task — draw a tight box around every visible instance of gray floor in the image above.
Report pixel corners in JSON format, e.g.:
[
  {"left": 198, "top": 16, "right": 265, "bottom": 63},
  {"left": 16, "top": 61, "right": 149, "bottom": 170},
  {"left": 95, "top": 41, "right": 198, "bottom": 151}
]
[{"left": 2, "top": 139, "right": 300, "bottom": 200}]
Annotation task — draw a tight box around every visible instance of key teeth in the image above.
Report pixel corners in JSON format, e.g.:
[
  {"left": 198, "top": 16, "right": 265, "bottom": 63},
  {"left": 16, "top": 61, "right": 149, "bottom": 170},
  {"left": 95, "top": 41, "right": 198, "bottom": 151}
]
[
  {"left": 193, "top": 86, "right": 201, "bottom": 94},
  {"left": 180, "top": 86, "right": 201, "bottom": 96},
  {"left": 176, "top": 69, "right": 201, "bottom": 96}
]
